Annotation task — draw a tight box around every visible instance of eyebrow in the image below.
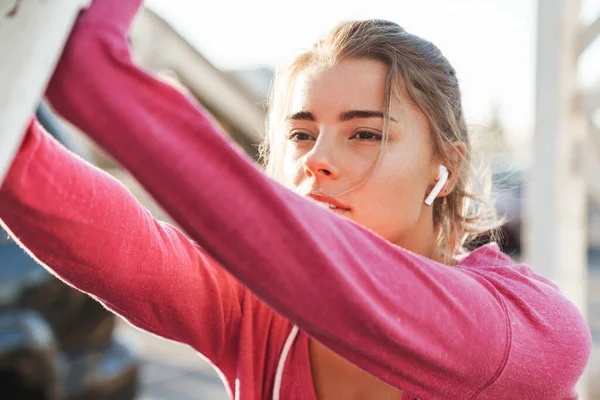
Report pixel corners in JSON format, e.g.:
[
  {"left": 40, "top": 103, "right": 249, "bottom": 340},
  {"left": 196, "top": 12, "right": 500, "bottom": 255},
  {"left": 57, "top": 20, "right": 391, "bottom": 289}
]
[{"left": 286, "top": 109, "right": 397, "bottom": 122}]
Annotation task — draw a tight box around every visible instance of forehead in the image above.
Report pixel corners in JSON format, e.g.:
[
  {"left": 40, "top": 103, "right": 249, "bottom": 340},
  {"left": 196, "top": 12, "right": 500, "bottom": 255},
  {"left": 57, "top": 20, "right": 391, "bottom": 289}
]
[{"left": 289, "top": 59, "right": 388, "bottom": 115}]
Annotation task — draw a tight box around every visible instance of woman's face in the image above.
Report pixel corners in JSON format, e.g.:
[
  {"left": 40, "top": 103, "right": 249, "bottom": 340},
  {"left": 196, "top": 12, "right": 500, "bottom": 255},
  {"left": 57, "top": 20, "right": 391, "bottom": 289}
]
[{"left": 283, "top": 59, "right": 442, "bottom": 255}]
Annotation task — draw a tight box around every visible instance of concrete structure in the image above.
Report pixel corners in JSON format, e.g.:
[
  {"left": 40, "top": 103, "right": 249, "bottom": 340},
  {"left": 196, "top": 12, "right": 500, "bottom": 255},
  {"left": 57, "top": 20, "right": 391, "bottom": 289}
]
[
  {"left": 0, "top": 0, "right": 90, "bottom": 185},
  {"left": 130, "top": 8, "right": 265, "bottom": 158},
  {"left": 525, "top": 1, "right": 599, "bottom": 398}
]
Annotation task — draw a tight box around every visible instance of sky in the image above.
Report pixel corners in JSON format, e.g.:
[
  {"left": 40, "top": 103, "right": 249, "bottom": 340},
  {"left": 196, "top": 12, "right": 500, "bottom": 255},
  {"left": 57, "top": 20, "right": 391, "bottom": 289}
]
[{"left": 145, "top": 0, "right": 599, "bottom": 146}]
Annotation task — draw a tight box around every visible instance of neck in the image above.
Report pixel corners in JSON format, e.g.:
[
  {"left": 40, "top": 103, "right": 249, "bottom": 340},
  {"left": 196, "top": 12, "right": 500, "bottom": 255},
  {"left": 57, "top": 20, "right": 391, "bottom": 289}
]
[{"left": 394, "top": 208, "right": 446, "bottom": 265}]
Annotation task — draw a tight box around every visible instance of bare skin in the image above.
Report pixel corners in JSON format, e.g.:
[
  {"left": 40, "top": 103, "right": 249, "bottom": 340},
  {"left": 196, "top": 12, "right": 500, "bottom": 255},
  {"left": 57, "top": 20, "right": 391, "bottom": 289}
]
[
  {"left": 309, "top": 339, "right": 403, "bottom": 400},
  {"left": 283, "top": 59, "right": 458, "bottom": 399}
]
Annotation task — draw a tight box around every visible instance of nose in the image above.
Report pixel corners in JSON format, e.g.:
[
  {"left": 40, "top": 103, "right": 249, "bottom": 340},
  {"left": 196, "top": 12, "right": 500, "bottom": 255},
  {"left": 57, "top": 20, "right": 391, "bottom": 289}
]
[{"left": 302, "top": 136, "right": 341, "bottom": 180}]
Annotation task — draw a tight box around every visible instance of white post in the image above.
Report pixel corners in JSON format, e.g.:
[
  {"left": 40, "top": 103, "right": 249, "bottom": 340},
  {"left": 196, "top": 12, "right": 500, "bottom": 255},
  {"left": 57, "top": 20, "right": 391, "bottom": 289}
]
[
  {"left": 525, "top": 0, "right": 594, "bottom": 398},
  {"left": 0, "top": 0, "right": 91, "bottom": 185}
]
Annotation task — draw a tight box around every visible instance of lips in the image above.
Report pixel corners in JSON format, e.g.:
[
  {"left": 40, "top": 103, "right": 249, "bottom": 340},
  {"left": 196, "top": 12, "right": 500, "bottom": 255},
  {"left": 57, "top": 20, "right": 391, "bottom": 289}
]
[{"left": 307, "top": 193, "right": 351, "bottom": 211}]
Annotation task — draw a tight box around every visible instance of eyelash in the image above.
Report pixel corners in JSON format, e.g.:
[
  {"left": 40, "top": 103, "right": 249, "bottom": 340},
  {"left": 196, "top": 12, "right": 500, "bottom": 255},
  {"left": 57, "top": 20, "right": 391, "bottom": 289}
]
[
  {"left": 286, "top": 131, "right": 383, "bottom": 142},
  {"left": 286, "top": 132, "right": 314, "bottom": 142},
  {"left": 351, "top": 131, "right": 383, "bottom": 141}
]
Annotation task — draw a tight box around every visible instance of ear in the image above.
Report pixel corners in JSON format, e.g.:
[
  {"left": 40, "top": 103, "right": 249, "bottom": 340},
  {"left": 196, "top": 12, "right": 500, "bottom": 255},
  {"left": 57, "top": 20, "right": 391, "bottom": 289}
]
[
  {"left": 425, "top": 165, "right": 449, "bottom": 206},
  {"left": 438, "top": 142, "right": 466, "bottom": 198}
]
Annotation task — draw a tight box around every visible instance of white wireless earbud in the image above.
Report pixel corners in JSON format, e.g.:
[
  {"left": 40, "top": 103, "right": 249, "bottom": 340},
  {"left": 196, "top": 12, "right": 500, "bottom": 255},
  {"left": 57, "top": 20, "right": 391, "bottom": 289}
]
[{"left": 424, "top": 165, "right": 449, "bottom": 206}]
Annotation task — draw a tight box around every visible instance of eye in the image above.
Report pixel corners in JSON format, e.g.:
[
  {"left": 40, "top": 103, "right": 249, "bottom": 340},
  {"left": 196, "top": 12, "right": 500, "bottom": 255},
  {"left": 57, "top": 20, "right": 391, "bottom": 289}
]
[
  {"left": 350, "top": 130, "right": 383, "bottom": 141},
  {"left": 286, "top": 131, "right": 316, "bottom": 142}
]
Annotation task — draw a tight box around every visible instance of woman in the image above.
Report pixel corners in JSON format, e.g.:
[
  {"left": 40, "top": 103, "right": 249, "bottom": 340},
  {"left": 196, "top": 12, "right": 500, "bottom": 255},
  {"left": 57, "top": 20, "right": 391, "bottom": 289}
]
[{"left": 0, "top": 0, "right": 591, "bottom": 399}]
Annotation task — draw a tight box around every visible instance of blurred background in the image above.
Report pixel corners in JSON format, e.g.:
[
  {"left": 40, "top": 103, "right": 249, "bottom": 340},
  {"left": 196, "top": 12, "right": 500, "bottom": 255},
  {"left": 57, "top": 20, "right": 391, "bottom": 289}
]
[{"left": 1, "top": 0, "right": 599, "bottom": 399}]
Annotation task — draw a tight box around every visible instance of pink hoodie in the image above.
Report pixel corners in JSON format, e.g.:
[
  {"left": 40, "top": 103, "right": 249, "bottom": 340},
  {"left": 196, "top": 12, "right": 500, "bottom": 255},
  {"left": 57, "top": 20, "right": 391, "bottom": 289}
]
[{"left": 0, "top": 1, "right": 591, "bottom": 399}]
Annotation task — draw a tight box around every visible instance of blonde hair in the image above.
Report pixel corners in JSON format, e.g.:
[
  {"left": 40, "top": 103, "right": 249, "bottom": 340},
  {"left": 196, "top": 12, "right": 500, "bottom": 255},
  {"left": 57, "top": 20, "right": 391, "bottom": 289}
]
[{"left": 259, "top": 19, "right": 503, "bottom": 262}]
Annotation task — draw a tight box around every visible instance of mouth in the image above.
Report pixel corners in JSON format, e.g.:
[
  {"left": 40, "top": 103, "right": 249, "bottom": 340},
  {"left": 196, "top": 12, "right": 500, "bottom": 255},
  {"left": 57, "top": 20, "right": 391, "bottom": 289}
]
[{"left": 307, "top": 193, "right": 351, "bottom": 213}]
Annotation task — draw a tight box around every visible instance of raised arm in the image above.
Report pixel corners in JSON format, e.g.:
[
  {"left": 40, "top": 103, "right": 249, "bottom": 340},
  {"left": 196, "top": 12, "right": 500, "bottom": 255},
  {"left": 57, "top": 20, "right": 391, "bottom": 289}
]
[
  {"left": 44, "top": 1, "right": 591, "bottom": 398},
  {"left": 0, "top": 119, "right": 245, "bottom": 379}
]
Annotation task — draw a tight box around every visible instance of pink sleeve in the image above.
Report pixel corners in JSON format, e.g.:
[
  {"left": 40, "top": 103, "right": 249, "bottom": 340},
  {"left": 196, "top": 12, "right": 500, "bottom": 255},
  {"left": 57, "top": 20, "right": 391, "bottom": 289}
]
[
  {"left": 41, "top": 1, "right": 591, "bottom": 398},
  {"left": 0, "top": 120, "right": 245, "bottom": 379}
]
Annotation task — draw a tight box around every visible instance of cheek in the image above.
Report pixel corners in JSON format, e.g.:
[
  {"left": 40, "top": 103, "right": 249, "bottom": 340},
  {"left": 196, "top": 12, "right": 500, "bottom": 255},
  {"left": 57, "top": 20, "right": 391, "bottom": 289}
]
[
  {"left": 282, "top": 146, "right": 305, "bottom": 188},
  {"left": 370, "top": 173, "right": 423, "bottom": 221},
  {"left": 354, "top": 154, "right": 430, "bottom": 238}
]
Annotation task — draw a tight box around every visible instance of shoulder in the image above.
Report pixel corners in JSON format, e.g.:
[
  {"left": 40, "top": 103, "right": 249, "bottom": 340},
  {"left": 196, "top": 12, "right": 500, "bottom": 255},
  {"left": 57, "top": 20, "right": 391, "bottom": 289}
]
[
  {"left": 457, "top": 243, "right": 557, "bottom": 290},
  {"left": 458, "top": 244, "right": 592, "bottom": 397}
]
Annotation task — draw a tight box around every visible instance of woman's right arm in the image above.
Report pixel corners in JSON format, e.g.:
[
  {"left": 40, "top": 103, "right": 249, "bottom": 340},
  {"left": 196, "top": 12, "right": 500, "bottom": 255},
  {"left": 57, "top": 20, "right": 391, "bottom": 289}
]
[{"left": 0, "top": 119, "right": 244, "bottom": 368}]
